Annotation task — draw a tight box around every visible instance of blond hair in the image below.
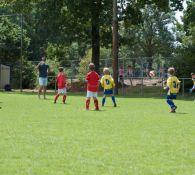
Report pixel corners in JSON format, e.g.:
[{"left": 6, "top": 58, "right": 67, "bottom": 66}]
[
  {"left": 168, "top": 67, "right": 175, "bottom": 75},
  {"left": 103, "top": 67, "right": 110, "bottom": 75}
]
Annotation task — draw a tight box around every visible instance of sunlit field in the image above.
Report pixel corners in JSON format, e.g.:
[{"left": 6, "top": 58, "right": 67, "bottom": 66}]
[{"left": 0, "top": 92, "right": 194, "bottom": 175}]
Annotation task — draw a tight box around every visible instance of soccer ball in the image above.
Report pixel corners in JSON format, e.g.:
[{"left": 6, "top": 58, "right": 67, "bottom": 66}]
[{"left": 149, "top": 70, "right": 155, "bottom": 77}]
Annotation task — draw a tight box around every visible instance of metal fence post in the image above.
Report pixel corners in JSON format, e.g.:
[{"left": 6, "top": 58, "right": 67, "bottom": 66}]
[
  {"left": 161, "top": 78, "right": 164, "bottom": 96},
  {"left": 182, "top": 78, "right": 185, "bottom": 97},
  {"left": 140, "top": 77, "right": 143, "bottom": 96},
  {"left": 54, "top": 78, "right": 57, "bottom": 93},
  {"left": 20, "top": 14, "right": 23, "bottom": 92}
]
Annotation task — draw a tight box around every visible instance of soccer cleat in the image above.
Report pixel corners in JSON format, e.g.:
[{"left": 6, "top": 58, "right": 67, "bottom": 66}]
[
  {"left": 86, "top": 107, "right": 89, "bottom": 110},
  {"left": 95, "top": 107, "right": 99, "bottom": 111},
  {"left": 54, "top": 101, "right": 56, "bottom": 104},
  {"left": 170, "top": 109, "right": 176, "bottom": 113},
  {"left": 114, "top": 103, "right": 117, "bottom": 107},
  {"left": 170, "top": 106, "right": 177, "bottom": 113}
]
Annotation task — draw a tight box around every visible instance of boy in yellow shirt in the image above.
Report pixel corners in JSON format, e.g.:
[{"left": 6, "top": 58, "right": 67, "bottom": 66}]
[
  {"left": 101, "top": 68, "right": 117, "bottom": 107},
  {"left": 164, "top": 67, "right": 180, "bottom": 113}
]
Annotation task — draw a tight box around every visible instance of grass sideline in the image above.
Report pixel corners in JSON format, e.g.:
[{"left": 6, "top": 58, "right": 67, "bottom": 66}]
[{"left": 0, "top": 92, "right": 194, "bottom": 175}]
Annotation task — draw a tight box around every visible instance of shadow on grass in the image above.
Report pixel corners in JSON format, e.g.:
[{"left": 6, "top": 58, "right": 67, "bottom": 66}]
[{"left": 174, "top": 112, "right": 188, "bottom": 115}]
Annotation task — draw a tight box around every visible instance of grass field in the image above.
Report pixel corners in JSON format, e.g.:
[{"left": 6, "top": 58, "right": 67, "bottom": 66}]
[{"left": 0, "top": 92, "right": 194, "bottom": 175}]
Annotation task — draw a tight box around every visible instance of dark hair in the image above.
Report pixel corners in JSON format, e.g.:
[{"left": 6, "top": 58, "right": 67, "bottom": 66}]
[
  {"left": 58, "top": 67, "right": 64, "bottom": 72},
  {"left": 41, "top": 56, "right": 46, "bottom": 61}
]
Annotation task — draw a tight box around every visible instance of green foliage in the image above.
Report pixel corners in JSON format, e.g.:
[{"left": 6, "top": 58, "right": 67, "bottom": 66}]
[
  {"left": 77, "top": 49, "right": 92, "bottom": 80},
  {"left": 0, "top": 0, "right": 190, "bottom": 81},
  {"left": 46, "top": 43, "right": 69, "bottom": 66},
  {"left": 10, "top": 59, "right": 36, "bottom": 89},
  {"left": 22, "top": 60, "right": 36, "bottom": 89},
  {"left": 0, "top": 16, "right": 30, "bottom": 61},
  {"left": 121, "top": 4, "right": 176, "bottom": 69},
  {"left": 173, "top": 1, "right": 195, "bottom": 77}
]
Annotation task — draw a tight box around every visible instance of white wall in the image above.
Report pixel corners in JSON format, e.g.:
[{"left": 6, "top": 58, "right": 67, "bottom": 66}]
[{"left": 0, "top": 64, "right": 10, "bottom": 89}]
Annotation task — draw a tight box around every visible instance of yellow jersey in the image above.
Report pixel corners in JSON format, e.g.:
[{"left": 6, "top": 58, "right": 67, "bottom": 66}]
[
  {"left": 192, "top": 79, "right": 195, "bottom": 85},
  {"left": 101, "top": 75, "right": 115, "bottom": 90},
  {"left": 167, "top": 76, "right": 180, "bottom": 94}
]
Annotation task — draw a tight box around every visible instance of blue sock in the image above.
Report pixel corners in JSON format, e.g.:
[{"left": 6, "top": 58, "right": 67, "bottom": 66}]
[
  {"left": 102, "top": 97, "right": 106, "bottom": 106},
  {"left": 111, "top": 96, "right": 116, "bottom": 104},
  {"left": 167, "top": 99, "right": 175, "bottom": 108}
]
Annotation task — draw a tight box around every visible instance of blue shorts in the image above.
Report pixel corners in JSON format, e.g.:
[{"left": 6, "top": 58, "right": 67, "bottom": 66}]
[
  {"left": 167, "top": 94, "right": 177, "bottom": 100},
  {"left": 39, "top": 77, "right": 48, "bottom": 86},
  {"left": 104, "top": 89, "right": 113, "bottom": 95}
]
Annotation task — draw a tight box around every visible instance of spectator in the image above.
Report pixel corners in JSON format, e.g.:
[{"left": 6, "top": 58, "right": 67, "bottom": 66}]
[{"left": 36, "top": 57, "right": 49, "bottom": 99}]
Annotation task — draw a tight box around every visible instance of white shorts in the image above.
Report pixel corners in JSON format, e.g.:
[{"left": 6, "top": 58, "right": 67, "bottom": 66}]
[
  {"left": 58, "top": 88, "right": 67, "bottom": 94},
  {"left": 86, "top": 91, "right": 98, "bottom": 98},
  {"left": 39, "top": 77, "right": 48, "bottom": 86}
]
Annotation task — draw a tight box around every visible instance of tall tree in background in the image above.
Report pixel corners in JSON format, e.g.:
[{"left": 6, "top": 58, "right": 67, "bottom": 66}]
[
  {"left": 173, "top": 1, "right": 195, "bottom": 77},
  {"left": 121, "top": 4, "right": 176, "bottom": 69}
]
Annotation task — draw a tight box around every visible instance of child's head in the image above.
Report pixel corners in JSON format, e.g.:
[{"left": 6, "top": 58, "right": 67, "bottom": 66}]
[
  {"left": 128, "top": 65, "right": 132, "bottom": 68},
  {"left": 103, "top": 67, "right": 110, "bottom": 75},
  {"left": 58, "top": 67, "right": 64, "bottom": 72},
  {"left": 89, "top": 63, "right": 95, "bottom": 71},
  {"left": 168, "top": 67, "right": 175, "bottom": 76},
  {"left": 41, "top": 56, "right": 46, "bottom": 62},
  {"left": 191, "top": 73, "right": 195, "bottom": 78}
]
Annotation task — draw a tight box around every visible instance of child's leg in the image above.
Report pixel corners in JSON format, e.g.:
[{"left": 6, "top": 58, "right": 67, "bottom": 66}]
[
  {"left": 93, "top": 97, "right": 99, "bottom": 110},
  {"left": 86, "top": 97, "right": 90, "bottom": 110},
  {"left": 102, "top": 95, "right": 106, "bottom": 106},
  {"left": 111, "top": 95, "right": 117, "bottom": 106},
  {"left": 63, "top": 94, "right": 67, "bottom": 103},
  {"left": 190, "top": 85, "right": 195, "bottom": 93},
  {"left": 54, "top": 93, "right": 60, "bottom": 103},
  {"left": 38, "top": 86, "right": 43, "bottom": 98},
  {"left": 166, "top": 94, "right": 177, "bottom": 111},
  {"left": 43, "top": 86, "right": 47, "bottom": 99},
  {"left": 62, "top": 88, "right": 67, "bottom": 103}
]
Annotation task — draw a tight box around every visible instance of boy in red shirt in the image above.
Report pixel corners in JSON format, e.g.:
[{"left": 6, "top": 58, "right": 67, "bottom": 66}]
[
  {"left": 85, "top": 63, "right": 100, "bottom": 110},
  {"left": 54, "top": 67, "right": 68, "bottom": 104}
]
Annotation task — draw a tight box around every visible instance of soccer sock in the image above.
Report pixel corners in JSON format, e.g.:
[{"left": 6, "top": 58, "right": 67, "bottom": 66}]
[
  {"left": 111, "top": 96, "right": 116, "bottom": 105},
  {"left": 86, "top": 99, "right": 90, "bottom": 109},
  {"left": 63, "top": 95, "right": 67, "bottom": 103},
  {"left": 102, "top": 97, "right": 106, "bottom": 106},
  {"left": 94, "top": 99, "right": 99, "bottom": 110},
  {"left": 166, "top": 99, "right": 175, "bottom": 108},
  {"left": 54, "top": 94, "right": 60, "bottom": 102}
]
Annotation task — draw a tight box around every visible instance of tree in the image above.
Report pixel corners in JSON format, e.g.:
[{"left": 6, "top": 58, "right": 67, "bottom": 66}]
[
  {"left": 121, "top": 4, "right": 176, "bottom": 70},
  {"left": 0, "top": 16, "right": 30, "bottom": 62},
  {"left": 173, "top": 1, "right": 195, "bottom": 77}
]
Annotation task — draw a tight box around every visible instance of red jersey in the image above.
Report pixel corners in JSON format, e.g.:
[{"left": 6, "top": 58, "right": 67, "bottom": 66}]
[
  {"left": 56, "top": 73, "right": 67, "bottom": 89},
  {"left": 86, "top": 71, "right": 100, "bottom": 92}
]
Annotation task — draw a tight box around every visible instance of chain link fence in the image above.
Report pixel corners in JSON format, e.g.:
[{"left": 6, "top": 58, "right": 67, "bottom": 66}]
[{"left": 0, "top": 58, "right": 194, "bottom": 97}]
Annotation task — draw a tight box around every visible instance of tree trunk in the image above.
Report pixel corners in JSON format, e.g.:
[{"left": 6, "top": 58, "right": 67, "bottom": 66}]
[
  {"left": 112, "top": 0, "right": 119, "bottom": 94},
  {"left": 91, "top": 0, "right": 101, "bottom": 73}
]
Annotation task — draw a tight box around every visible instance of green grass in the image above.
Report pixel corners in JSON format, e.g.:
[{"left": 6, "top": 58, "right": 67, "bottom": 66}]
[{"left": 0, "top": 92, "right": 194, "bottom": 175}]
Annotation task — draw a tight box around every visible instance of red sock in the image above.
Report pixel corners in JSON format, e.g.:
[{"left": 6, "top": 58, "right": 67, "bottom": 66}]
[
  {"left": 63, "top": 95, "right": 67, "bottom": 103},
  {"left": 54, "top": 94, "right": 60, "bottom": 102},
  {"left": 94, "top": 99, "right": 99, "bottom": 110},
  {"left": 86, "top": 99, "right": 90, "bottom": 109}
]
